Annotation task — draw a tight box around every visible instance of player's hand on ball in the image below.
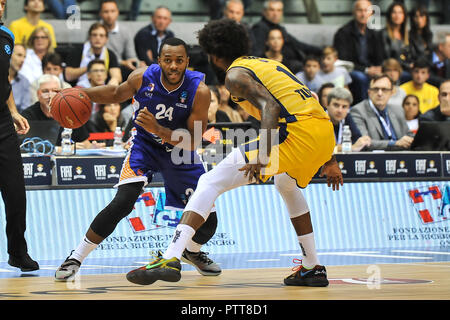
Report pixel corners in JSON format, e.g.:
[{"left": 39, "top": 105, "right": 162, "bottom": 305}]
[
  {"left": 135, "top": 107, "right": 160, "bottom": 134},
  {"left": 319, "top": 157, "right": 343, "bottom": 191}
]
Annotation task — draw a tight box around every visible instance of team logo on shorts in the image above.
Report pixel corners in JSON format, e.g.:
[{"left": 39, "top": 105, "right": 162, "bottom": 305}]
[{"left": 4, "top": 44, "right": 11, "bottom": 55}]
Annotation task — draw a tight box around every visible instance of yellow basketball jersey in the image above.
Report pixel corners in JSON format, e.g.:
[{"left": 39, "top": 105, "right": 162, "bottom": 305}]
[{"left": 227, "top": 56, "right": 329, "bottom": 122}]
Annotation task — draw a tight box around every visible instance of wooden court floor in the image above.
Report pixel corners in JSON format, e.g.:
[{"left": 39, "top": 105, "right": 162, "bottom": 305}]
[{"left": 0, "top": 262, "right": 448, "bottom": 300}]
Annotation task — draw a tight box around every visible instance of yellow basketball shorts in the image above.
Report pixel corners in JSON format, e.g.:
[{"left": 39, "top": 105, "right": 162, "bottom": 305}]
[{"left": 240, "top": 117, "right": 335, "bottom": 188}]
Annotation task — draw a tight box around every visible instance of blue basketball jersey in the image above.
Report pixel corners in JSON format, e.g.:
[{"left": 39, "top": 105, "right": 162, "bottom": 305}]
[{"left": 132, "top": 64, "right": 205, "bottom": 151}]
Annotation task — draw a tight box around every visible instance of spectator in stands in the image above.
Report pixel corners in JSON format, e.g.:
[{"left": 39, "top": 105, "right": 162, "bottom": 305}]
[
  {"left": 217, "top": 84, "right": 243, "bottom": 122},
  {"left": 381, "top": 1, "right": 412, "bottom": 72},
  {"left": 82, "top": 59, "right": 108, "bottom": 115},
  {"left": 86, "top": 59, "right": 108, "bottom": 88},
  {"left": 208, "top": 0, "right": 252, "bottom": 20},
  {"left": 65, "top": 22, "right": 122, "bottom": 88},
  {"left": 350, "top": 74, "right": 413, "bottom": 150},
  {"left": 419, "top": 80, "right": 450, "bottom": 122},
  {"left": 223, "top": 0, "right": 244, "bottom": 22},
  {"left": 251, "top": 0, "right": 321, "bottom": 68},
  {"left": 402, "top": 94, "right": 421, "bottom": 133},
  {"left": 382, "top": 58, "right": 406, "bottom": 108},
  {"left": 134, "top": 6, "right": 174, "bottom": 66},
  {"left": 20, "top": 74, "right": 91, "bottom": 147},
  {"left": 263, "top": 26, "right": 301, "bottom": 74},
  {"left": 87, "top": 102, "right": 127, "bottom": 138},
  {"left": 30, "top": 52, "right": 72, "bottom": 104},
  {"left": 333, "top": 0, "right": 384, "bottom": 104},
  {"left": 326, "top": 87, "right": 371, "bottom": 152},
  {"left": 317, "top": 83, "right": 335, "bottom": 109},
  {"left": 19, "top": 26, "right": 54, "bottom": 85},
  {"left": 295, "top": 55, "right": 322, "bottom": 93},
  {"left": 428, "top": 31, "right": 450, "bottom": 88},
  {"left": 317, "top": 46, "right": 352, "bottom": 89},
  {"left": 45, "top": 0, "right": 76, "bottom": 19},
  {"left": 223, "top": 0, "right": 255, "bottom": 51},
  {"left": 9, "top": 0, "right": 57, "bottom": 48},
  {"left": 8, "top": 44, "right": 30, "bottom": 113},
  {"left": 207, "top": 85, "right": 231, "bottom": 123},
  {"left": 99, "top": 0, "right": 143, "bottom": 79},
  {"left": 409, "top": 5, "right": 433, "bottom": 63},
  {"left": 400, "top": 58, "right": 439, "bottom": 114}
]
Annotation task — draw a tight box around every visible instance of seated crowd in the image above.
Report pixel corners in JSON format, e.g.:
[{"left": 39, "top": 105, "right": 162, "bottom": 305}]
[{"left": 8, "top": 0, "right": 450, "bottom": 151}]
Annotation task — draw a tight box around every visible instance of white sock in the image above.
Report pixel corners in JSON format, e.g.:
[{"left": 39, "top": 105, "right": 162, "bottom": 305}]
[
  {"left": 298, "top": 233, "right": 320, "bottom": 269},
  {"left": 69, "top": 236, "right": 98, "bottom": 264},
  {"left": 163, "top": 224, "right": 195, "bottom": 260},
  {"left": 186, "top": 240, "right": 202, "bottom": 253}
]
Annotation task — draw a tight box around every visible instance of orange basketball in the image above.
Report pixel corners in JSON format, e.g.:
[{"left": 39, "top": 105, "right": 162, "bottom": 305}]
[{"left": 50, "top": 88, "right": 92, "bottom": 129}]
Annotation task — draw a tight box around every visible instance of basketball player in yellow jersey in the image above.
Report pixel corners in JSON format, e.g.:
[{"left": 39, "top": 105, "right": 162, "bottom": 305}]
[{"left": 126, "top": 19, "right": 343, "bottom": 287}]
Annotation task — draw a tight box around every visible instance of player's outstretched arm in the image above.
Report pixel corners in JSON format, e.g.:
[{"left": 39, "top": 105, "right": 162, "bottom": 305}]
[
  {"left": 226, "top": 67, "right": 280, "bottom": 182},
  {"left": 81, "top": 67, "right": 146, "bottom": 104}
]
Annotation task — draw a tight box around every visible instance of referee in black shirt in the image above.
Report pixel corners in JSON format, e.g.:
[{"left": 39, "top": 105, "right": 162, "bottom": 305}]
[{"left": 0, "top": 0, "right": 39, "bottom": 271}]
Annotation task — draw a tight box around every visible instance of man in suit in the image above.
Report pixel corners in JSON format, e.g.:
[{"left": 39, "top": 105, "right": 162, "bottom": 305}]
[
  {"left": 428, "top": 31, "right": 450, "bottom": 88},
  {"left": 251, "top": 0, "right": 321, "bottom": 69},
  {"left": 350, "top": 74, "right": 413, "bottom": 150},
  {"left": 419, "top": 80, "right": 450, "bottom": 122},
  {"left": 223, "top": 0, "right": 255, "bottom": 52},
  {"left": 333, "top": 0, "right": 384, "bottom": 104},
  {"left": 134, "top": 6, "right": 174, "bottom": 66}
]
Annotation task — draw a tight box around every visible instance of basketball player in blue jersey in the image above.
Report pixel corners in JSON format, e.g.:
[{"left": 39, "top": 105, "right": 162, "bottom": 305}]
[
  {"left": 55, "top": 37, "right": 221, "bottom": 281},
  {"left": 126, "top": 19, "right": 343, "bottom": 287}
]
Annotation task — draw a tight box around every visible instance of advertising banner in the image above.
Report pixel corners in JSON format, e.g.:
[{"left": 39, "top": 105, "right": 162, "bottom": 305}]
[
  {"left": 22, "top": 156, "right": 52, "bottom": 186},
  {"left": 1, "top": 181, "right": 449, "bottom": 261}
]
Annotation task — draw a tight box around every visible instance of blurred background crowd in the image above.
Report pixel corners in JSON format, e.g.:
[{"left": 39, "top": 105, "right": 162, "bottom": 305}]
[{"left": 4, "top": 0, "right": 450, "bottom": 151}]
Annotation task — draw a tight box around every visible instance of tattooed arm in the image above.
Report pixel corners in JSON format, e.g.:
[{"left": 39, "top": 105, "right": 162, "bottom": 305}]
[{"left": 225, "top": 67, "right": 281, "bottom": 182}]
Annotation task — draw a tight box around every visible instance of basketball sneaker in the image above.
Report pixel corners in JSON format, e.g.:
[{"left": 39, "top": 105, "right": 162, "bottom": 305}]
[
  {"left": 54, "top": 253, "right": 81, "bottom": 282},
  {"left": 284, "top": 259, "right": 329, "bottom": 287},
  {"left": 126, "top": 251, "right": 181, "bottom": 285},
  {"left": 181, "top": 249, "right": 221, "bottom": 276}
]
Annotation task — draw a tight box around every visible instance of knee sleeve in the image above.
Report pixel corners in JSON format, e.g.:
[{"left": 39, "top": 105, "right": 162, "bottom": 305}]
[
  {"left": 274, "top": 174, "right": 310, "bottom": 218},
  {"left": 192, "top": 211, "right": 218, "bottom": 245},
  {"left": 90, "top": 182, "right": 144, "bottom": 238}
]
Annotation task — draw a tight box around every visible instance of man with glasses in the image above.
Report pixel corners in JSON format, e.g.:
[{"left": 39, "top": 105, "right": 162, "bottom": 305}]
[
  {"left": 21, "top": 74, "right": 91, "bottom": 148},
  {"left": 350, "top": 74, "right": 412, "bottom": 150},
  {"left": 85, "top": 59, "right": 108, "bottom": 114},
  {"left": 8, "top": 0, "right": 57, "bottom": 48}
]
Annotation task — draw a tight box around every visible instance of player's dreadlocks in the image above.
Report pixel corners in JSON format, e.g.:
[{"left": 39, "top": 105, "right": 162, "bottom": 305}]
[{"left": 197, "top": 19, "right": 250, "bottom": 62}]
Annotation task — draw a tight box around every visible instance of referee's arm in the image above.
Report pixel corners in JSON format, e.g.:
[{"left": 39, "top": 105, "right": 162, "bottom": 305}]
[{"left": 6, "top": 90, "right": 29, "bottom": 135}]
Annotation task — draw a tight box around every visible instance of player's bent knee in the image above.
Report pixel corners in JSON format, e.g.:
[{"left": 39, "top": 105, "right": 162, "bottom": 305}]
[
  {"left": 274, "top": 173, "right": 298, "bottom": 193},
  {"left": 192, "top": 212, "right": 218, "bottom": 245},
  {"left": 90, "top": 182, "right": 143, "bottom": 238},
  {"left": 274, "top": 174, "right": 310, "bottom": 219}
]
